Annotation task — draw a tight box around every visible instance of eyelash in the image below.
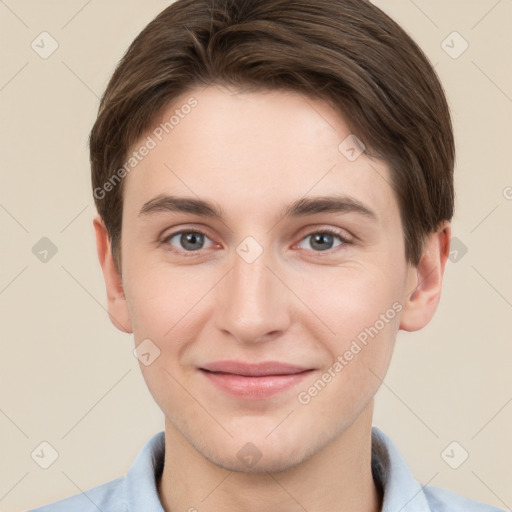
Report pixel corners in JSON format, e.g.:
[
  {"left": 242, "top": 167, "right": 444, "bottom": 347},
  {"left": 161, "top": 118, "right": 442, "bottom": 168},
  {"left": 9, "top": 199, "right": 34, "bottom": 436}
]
[{"left": 161, "top": 227, "right": 351, "bottom": 257}]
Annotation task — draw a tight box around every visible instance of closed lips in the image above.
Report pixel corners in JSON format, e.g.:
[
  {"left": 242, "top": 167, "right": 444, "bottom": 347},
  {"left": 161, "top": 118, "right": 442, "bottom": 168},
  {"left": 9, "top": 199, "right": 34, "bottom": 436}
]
[{"left": 199, "top": 361, "right": 313, "bottom": 377}]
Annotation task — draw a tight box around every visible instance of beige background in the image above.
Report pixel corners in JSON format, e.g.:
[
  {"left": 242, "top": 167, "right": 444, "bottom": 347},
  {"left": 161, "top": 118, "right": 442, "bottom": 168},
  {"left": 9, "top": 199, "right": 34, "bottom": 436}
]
[{"left": 1, "top": 1, "right": 511, "bottom": 510}]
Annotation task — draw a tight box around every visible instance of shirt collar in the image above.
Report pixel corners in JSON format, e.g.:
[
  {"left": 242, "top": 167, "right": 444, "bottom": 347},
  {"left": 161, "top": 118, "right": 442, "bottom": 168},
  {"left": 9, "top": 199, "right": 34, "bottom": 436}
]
[
  {"left": 371, "top": 426, "right": 432, "bottom": 512},
  {"left": 125, "top": 430, "right": 165, "bottom": 511},
  {"left": 124, "top": 427, "right": 431, "bottom": 512}
]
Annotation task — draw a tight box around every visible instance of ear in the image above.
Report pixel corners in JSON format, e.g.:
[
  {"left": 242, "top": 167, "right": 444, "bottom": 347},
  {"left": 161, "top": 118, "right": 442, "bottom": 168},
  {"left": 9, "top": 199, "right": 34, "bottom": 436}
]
[
  {"left": 399, "top": 221, "right": 451, "bottom": 332},
  {"left": 93, "top": 215, "right": 132, "bottom": 333}
]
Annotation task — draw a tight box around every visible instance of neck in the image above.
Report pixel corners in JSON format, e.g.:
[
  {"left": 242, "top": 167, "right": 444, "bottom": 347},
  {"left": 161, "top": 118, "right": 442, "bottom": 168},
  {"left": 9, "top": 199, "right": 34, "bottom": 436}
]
[{"left": 157, "top": 402, "right": 382, "bottom": 512}]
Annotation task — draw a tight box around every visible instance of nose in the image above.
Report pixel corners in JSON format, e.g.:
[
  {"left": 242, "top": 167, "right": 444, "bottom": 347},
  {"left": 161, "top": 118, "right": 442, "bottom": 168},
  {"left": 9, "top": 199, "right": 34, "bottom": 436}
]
[{"left": 213, "top": 243, "right": 292, "bottom": 344}]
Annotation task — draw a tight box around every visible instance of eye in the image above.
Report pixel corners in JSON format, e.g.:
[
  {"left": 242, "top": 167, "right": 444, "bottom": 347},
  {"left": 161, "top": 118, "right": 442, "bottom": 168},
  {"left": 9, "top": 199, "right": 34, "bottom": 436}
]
[
  {"left": 163, "top": 230, "right": 214, "bottom": 252},
  {"left": 297, "top": 229, "right": 348, "bottom": 252}
]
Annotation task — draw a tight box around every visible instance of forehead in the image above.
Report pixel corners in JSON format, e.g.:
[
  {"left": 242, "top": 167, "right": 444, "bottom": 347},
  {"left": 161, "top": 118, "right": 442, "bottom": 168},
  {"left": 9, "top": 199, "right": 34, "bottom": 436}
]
[{"left": 122, "top": 85, "right": 398, "bottom": 223}]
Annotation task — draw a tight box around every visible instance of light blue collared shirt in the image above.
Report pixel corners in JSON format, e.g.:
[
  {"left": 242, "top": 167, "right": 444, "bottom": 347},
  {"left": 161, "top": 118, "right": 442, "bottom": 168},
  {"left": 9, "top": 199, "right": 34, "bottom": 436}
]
[{"left": 28, "top": 427, "right": 505, "bottom": 511}]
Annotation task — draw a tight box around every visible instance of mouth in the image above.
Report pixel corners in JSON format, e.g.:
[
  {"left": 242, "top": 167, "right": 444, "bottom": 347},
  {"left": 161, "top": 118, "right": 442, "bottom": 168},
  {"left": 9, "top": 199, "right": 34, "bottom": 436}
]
[{"left": 198, "top": 361, "right": 315, "bottom": 399}]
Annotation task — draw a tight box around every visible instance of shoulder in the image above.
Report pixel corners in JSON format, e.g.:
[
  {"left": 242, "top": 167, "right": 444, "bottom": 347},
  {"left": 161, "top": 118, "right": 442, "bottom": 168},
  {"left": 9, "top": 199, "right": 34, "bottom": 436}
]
[
  {"left": 26, "top": 476, "right": 126, "bottom": 512},
  {"left": 371, "top": 427, "right": 506, "bottom": 512},
  {"left": 424, "top": 484, "right": 506, "bottom": 512},
  {"left": 27, "top": 431, "right": 165, "bottom": 512}
]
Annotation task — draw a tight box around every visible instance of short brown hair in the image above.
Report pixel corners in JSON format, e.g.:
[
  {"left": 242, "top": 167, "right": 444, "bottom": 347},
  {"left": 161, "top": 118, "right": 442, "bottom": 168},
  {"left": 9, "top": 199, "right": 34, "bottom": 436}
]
[{"left": 89, "top": 0, "right": 454, "bottom": 269}]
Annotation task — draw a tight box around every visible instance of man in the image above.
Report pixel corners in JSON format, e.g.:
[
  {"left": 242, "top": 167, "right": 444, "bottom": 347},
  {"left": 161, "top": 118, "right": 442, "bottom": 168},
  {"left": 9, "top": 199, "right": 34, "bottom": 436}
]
[{"left": 29, "top": 0, "right": 505, "bottom": 510}]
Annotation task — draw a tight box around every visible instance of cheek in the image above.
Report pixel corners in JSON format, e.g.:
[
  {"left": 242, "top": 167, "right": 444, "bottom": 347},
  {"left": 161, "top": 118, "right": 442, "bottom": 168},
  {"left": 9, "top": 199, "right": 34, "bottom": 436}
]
[
  {"left": 123, "top": 260, "right": 215, "bottom": 342},
  {"left": 294, "top": 286, "right": 400, "bottom": 420},
  {"left": 296, "top": 262, "right": 403, "bottom": 343},
  {"left": 293, "top": 263, "right": 402, "bottom": 401},
  {"left": 124, "top": 265, "right": 212, "bottom": 416}
]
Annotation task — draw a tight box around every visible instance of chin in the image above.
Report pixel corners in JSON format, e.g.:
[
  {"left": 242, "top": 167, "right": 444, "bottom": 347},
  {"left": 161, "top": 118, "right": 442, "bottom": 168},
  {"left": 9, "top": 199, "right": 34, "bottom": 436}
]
[
  {"left": 189, "top": 427, "right": 324, "bottom": 475},
  {"left": 206, "top": 444, "right": 310, "bottom": 474}
]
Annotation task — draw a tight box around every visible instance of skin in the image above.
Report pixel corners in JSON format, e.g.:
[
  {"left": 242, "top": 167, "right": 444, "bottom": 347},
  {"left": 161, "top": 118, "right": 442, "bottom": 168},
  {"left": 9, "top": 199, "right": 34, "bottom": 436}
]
[{"left": 94, "top": 84, "right": 450, "bottom": 512}]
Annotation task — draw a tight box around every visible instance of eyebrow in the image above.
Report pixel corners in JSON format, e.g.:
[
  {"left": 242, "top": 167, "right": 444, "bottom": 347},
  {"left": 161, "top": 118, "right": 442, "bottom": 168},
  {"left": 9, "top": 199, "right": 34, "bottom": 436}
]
[
  {"left": 281, "top": 195, "right": 376, "bottom": 220},
  {"left": 138, "top": 194, "right": 377, "bottom": 221}
]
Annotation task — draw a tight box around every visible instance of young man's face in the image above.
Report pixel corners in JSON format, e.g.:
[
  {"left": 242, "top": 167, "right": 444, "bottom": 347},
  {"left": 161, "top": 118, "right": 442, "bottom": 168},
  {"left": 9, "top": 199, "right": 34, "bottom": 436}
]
[{"left": 96, "top": 85, "right": 446, "bottom": 473}]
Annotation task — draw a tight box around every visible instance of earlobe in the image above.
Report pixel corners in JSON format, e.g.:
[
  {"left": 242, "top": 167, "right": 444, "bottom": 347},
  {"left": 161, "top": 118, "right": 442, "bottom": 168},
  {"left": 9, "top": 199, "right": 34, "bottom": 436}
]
[
  {"left": 93, "top": 215, "right": 133, "bottom": 334},
  {"left": 399, "top": 222, "right": 451, "bottom": 332}
]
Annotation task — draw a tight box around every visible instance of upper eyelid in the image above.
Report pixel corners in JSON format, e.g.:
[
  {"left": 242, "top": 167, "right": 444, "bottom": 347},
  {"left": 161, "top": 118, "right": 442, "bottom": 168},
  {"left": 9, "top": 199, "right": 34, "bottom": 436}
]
[
  {"left": 161, "top": 225, "right": 350, "bottom": 240},
  {"left": 161, "top": 226, "right": 215, "bottom": 242}
]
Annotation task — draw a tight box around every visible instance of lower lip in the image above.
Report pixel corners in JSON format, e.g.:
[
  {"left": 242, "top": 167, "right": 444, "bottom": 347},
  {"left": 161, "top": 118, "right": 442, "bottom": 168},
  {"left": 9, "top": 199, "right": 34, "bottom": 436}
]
[{"left": 200, "top": 369, "right": 313, "bottom": 400}]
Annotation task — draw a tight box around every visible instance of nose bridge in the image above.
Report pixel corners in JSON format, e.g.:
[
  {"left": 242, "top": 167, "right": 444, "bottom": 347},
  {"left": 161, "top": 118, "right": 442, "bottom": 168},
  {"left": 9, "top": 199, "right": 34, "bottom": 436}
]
[{"left": 214, "top": 240, "right": 290, "bottom": 343}]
